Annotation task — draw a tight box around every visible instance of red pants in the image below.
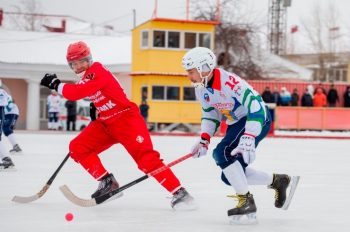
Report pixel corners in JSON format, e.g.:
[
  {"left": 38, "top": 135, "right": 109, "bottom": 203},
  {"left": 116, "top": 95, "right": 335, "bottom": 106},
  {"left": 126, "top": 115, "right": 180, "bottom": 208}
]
[{"left": 69, "top": 109, "right": 181, "bottom": 193}]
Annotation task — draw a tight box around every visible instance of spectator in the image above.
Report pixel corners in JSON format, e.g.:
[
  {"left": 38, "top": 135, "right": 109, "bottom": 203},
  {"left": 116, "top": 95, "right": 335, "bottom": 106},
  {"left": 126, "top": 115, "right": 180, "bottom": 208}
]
[
  {"left": 291, "top": 88, "right": 299, "bottom": 106},
  {"left": 142, "top": 90, "right": 148, "bottom": 101},
  {"left": 316, "top": 82, "right": 327, "bottom": 95},
  {"left": 280, "top": 87, "right": 291, "bottom": 106},
  {"left": 139, "top": 100, "right": 149, "bottom": 122},
  {"left": 65, "top": 100, "right": 77, "bottom": 131},
  {"left": 344, "top": 86, "right": 350, "bottom": 107},
  {"left": 261, "top": 86, "right": 274, "bottom": 103},
  {"left": 301, "top": 88, "right": 313, "bottom": 107},
  {"left": 307, "top": 84, "right": 314, "bottom": 96},
  {"left": 313, "top": 87, "right": 327, "bottom": 107},
  {"left": 327, "top": 84, "right": 339, "bottom": 107},
  {"left": 47, "top": 90, "right": 62, "bottom": 130},
  {"left": 272, "top": 86, "right": 281, "bottom": 106}
]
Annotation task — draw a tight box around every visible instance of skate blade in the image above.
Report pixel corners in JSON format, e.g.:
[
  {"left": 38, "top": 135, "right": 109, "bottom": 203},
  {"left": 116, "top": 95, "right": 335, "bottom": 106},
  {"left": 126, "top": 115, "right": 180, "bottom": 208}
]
[
  {"left": 282, "top": 175, "right": 300, "bottom": 210},
  {"left": 0, "top": 166, "right": 17, "bottom": 172},
  {"left": 229, "top": 213, "right": 258, "bottom": 225},
  {"left": 10, "top": 151, "right": 23, "bottom": 155},
  {"left": 172, "top": 199, "right": 198, "bottom": 211},
  {"left": 104, "top": 192, "right": 123, "bottom": 204}
]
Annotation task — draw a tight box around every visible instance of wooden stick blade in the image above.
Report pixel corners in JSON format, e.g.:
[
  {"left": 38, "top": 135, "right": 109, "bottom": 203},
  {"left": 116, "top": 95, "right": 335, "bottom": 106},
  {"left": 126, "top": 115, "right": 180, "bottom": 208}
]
[
  {"left": 12, "top": 194, "right": 39, "bottom": 203},
  {"left": 12, "top": 184, "right": 49, "bottom": 203},
  {"left": 59, "top": 185, "right": 97, "bottom": 207}
]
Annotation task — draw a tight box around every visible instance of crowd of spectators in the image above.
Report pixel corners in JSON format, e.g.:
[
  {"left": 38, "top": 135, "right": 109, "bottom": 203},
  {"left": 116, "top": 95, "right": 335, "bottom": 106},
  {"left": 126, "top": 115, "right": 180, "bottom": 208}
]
[{"left": 261, "top": 84, "right": 350, "bottom": 108}]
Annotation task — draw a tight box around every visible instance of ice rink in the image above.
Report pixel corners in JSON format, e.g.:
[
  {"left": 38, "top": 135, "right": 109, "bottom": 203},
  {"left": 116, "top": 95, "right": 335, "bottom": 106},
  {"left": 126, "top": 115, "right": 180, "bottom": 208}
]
[{"left": 1, "top": 132, "right": 349, "bottom": 232}]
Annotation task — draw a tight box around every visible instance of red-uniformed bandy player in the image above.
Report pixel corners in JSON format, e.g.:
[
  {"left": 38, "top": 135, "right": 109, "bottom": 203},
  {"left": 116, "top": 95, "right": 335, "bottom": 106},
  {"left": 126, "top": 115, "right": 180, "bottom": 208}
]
[{"left": 40, "top": 41, "right": 196, "bottom": 210}]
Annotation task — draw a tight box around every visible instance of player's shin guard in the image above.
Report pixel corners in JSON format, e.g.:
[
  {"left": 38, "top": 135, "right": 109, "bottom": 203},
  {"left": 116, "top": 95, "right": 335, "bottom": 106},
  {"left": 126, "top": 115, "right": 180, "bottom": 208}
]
[
  {"left": 72, "top": 153, "right": 108, "bottom": 180},
  {"left": 152, "top": 167, "right": 181, "bottom": 193}
]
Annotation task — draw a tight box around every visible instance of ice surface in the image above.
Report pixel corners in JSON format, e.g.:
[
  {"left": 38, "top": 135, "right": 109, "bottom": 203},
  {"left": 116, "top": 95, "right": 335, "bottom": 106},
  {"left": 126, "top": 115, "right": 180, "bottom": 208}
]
[{"left": 1, "top": 132, "right": 349, "bottom": 232}]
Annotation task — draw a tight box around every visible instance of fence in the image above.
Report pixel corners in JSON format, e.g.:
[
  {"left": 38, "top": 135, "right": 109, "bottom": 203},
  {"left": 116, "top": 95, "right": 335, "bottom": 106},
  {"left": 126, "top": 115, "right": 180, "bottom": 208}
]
[
  {"left": 248, "top": 80, "right": 349, "bottom": 107},
  {"left": 275, "top": 107, "right": 350, "bottom": 130}
]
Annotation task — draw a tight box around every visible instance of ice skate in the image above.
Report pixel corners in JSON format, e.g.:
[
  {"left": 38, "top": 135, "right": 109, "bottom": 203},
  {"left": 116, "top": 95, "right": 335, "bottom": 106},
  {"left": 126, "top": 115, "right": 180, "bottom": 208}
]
[
  {"left": 171, "top": 187, "right": 197, "bottom": 211},
  {"left": 91, "top": 173, "right": 123, "bottom": 201},
  {"left": 9, "top": 144, "right": 23, "bottom": 155},
  {"left": 269, "top": 174, "right": 290, "bottom": 208},
  {"left": 227, "top": 192, "right": 258, "bottom": 225},
  {"left": 268, "top": 174, "right": 300, "bottom": 210},
  {"left": 0, "top": 157, "right": 16, "bottom": 171}
]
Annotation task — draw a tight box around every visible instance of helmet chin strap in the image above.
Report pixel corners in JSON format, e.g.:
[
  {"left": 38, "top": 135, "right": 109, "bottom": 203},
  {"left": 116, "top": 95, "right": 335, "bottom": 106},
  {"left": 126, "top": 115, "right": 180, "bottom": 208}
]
[{"left": 192, "top": 70, "right": 213, "bottom": 89}]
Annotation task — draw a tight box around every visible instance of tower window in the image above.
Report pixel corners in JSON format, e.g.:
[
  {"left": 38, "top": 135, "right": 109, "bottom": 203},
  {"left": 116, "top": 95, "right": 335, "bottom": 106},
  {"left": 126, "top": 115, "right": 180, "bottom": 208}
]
[
  {"left": 185, "top": 32, "right": 197, "bottom": 49},
  {"left": 199, "top": 33, "right": 211, "bottom": 48},
  {"left": 141, "top": 31, "right": 149, "bottom": 48},
  {"left": 168, "top": 31, "right": 180, "bottom": 48},
  {"left": 153, "top": 30, "right": 165, "bottom": 47}
]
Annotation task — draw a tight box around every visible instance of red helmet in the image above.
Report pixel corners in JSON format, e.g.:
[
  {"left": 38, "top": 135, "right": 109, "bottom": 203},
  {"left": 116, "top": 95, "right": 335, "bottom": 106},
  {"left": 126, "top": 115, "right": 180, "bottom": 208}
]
[{"left": 66, "top": 41, "right": 91, "bottom": 62}]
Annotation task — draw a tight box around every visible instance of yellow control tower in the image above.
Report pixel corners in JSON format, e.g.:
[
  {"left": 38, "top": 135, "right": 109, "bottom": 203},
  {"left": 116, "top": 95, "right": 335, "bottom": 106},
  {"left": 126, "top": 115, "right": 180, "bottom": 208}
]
[{"left": 131, "top": 18, "right": 217, "bottom": 128}]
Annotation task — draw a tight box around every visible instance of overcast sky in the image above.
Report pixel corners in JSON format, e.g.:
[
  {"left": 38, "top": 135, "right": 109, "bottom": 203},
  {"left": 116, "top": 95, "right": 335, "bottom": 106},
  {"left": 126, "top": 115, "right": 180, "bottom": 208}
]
[{"left": 1, "top": 0, "right": 350, "bottom": 52}]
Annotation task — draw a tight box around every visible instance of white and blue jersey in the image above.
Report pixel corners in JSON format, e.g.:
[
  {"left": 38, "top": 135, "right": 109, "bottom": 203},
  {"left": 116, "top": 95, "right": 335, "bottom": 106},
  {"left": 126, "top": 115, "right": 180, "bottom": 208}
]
[
  {"left": 195, "top": 68, "right": 267, "bottom": 138},
  {"left": 0, "top": 89, "right": 11, "bottom": 138},
  {"left": 0, "top": 89, "right": 9, "bottom": 107},
  {"left": 195, "top": 68, "right": 271, "bottom": 176},
  {"left": 1, "top": 90, "right": 20, "bottom": 136},
  {"left": 5, "top": 95, "right": 19, "bottom": 116}
]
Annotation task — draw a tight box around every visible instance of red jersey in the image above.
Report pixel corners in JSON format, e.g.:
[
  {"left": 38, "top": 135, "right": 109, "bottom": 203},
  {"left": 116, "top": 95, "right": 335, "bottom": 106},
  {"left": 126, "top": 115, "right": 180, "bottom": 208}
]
[{"left": 59, "top": 62, "right": 136, "bottom": 123}]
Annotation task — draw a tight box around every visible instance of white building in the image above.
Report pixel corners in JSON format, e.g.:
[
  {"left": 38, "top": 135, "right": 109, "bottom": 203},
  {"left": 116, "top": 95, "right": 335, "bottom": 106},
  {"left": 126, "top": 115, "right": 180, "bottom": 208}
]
[{"left": 0, "top": 28, "right": 131, "bottom": 130}]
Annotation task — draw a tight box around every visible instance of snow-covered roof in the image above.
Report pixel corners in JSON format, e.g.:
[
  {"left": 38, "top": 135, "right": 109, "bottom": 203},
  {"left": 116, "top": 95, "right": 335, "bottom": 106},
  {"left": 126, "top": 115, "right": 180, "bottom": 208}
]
[
  {"left": 256, "top": 52, "right": 313, "bottom": 80},
  {"left": 216, "top": 45, "right": 313, "bottom": 81},
  {"left": 0, "top": 28, "right": 131, "bottom": 65}
]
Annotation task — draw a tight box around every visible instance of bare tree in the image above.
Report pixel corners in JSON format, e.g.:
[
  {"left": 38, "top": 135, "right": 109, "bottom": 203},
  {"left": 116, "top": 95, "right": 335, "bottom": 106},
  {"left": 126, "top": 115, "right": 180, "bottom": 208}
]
[
  {"left": 192, "top": 0, "right": 266, "bottom": 79},
  {"left": 301, "top": 2, "right": 344, "bottom": 81},
  {"left": 7, "top": 0, "right": 47, "bottom": 31}
]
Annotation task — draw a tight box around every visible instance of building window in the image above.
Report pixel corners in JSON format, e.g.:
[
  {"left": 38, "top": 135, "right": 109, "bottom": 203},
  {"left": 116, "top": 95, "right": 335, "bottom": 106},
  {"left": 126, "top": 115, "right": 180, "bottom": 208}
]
[
  {"left": 342, "top": 70, "right": 347, "bottom": 82},
  {"left": 199, "top": 33, "right": 211, "bottom": 48},
  {"left": 141, "top": 86, "right": 148, "bottom": 101},
  {"left": 153, "top": 30, "right": 165, "bottom": 47},
  {"left": 151, "top": 86, "right": 180, "bottom": 100},
  {"left": 183, "top": 87, "right": 196, "bottom": 101},
  {"left": 335, "top": 69, "right": 341, "bottom": 81},
  {"left": 141, "top": 31, "right": 149, "bottom": 48},
  {"left": 152, "top": 86, "right": 165, "bottom": 99},
  {"left": 185, "top": 32, "right": 197, "bottom": 49},
  {"left": 166, "top": 86, "right": 180, "bottom": 100},
  {"left": 168, "top": 31, "right": 180, "bottom": 48}
]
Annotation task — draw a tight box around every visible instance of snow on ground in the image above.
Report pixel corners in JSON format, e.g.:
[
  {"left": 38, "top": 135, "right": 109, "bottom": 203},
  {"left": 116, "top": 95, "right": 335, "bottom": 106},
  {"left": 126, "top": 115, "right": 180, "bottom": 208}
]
[
  {"left": 274, "top": 129, "right": 350, "bottom": 137},
  {"left": 1, "top": 131, "right": 350, "bottom": 232}
]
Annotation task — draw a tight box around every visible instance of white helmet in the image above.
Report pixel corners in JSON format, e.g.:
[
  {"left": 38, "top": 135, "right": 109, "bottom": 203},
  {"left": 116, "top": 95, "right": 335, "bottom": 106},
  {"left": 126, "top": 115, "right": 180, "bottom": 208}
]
[{"left": 182, "top": 47, "right": 216, "bottom": 88}]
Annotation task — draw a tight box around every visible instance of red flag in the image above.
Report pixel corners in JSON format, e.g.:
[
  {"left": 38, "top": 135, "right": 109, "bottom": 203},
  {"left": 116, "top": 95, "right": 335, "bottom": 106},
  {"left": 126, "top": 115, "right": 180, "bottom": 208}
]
[{"left": 291, "top": 25, "right": 298, "bottom": 34}]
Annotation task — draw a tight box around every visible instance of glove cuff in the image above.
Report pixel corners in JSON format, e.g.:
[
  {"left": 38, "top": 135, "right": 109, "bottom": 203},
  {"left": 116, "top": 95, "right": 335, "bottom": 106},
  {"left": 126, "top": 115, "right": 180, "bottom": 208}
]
[
  {"left": 243, "top": 132, "right": 256, "bottom": 138},
  {"left": 200, "top": 133, "right": 211, "bottom": 143},
  {"left": 53, "top": 79, "right": 61, "bottom": 91}
]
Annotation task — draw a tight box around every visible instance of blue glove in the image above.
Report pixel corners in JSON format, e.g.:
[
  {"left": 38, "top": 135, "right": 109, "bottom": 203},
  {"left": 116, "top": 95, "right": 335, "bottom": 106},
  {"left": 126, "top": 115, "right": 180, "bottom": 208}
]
[{"left": 40, "top": 73, "right": 61, "bottom": 91}]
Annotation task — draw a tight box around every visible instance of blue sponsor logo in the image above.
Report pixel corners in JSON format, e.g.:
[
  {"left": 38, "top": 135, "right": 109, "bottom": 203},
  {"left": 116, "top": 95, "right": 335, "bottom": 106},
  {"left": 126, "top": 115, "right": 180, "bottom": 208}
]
[
  {"left": 207, "top": 87, "right": 214, "bottom": 94},
  {"left": 204, "top": 93, "right": 210, "bottom": 102}
]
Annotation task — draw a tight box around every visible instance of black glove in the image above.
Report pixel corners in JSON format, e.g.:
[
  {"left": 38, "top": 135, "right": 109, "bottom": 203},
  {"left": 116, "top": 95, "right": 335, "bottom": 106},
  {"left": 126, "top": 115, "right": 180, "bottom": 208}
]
[
  {"left": 40, "top": 73, "right": 61, "bottom": 91},
  {"left": 89, "top": 102, "right": 97, "bottom": 121}
]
